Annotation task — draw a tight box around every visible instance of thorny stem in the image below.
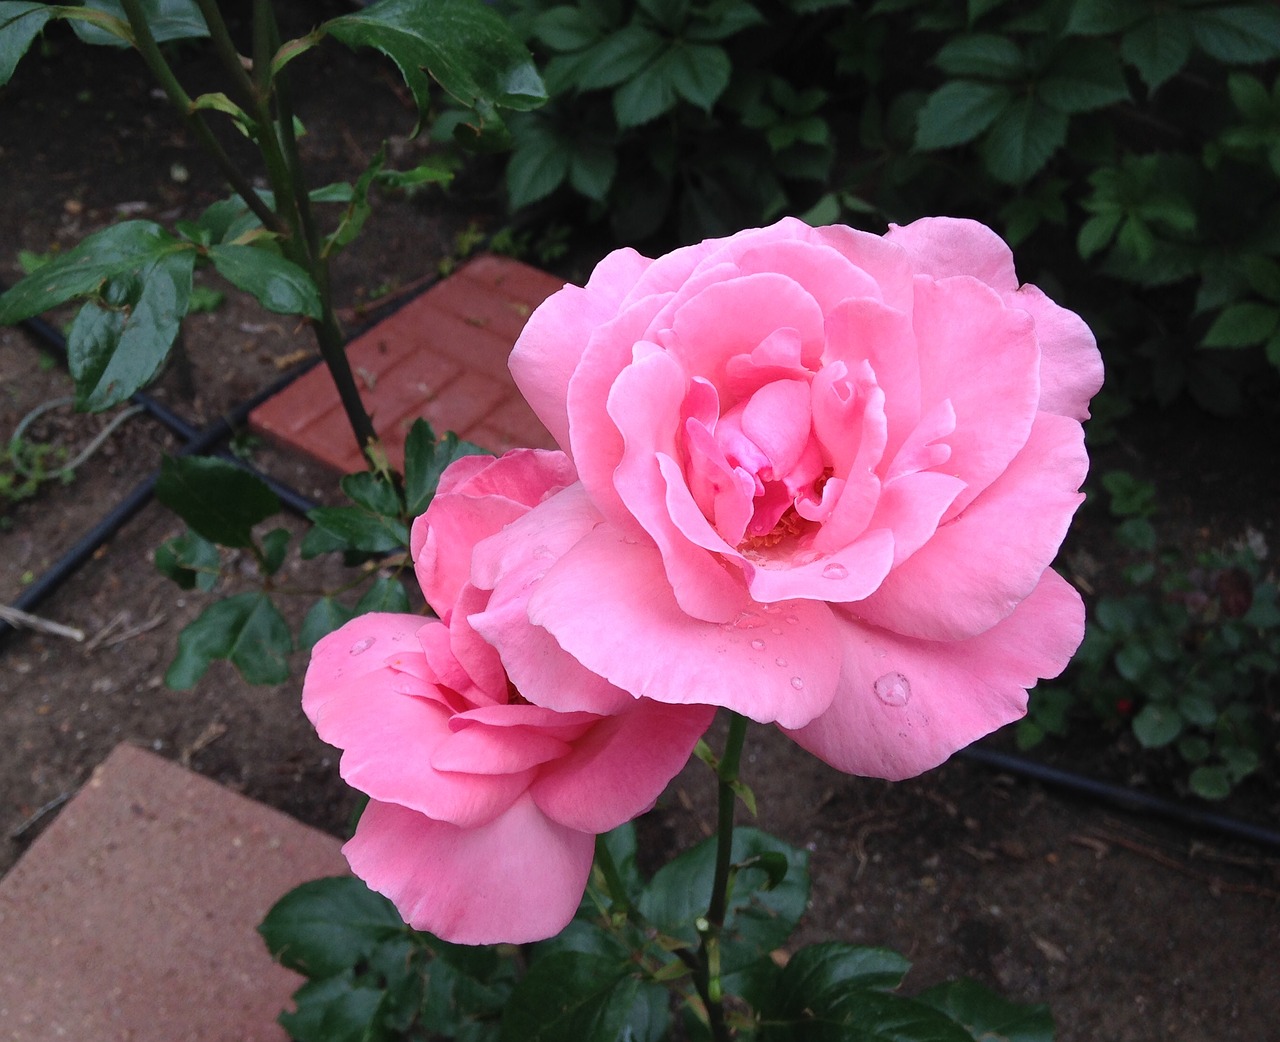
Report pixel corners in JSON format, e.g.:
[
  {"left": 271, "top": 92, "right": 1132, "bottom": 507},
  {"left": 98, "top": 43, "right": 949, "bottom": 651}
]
[
  {"left": 191, "top": 0, "right": 257, "bottom": 112},
  {"left": 126, "top": 0, "right": 381, "bottom": 464},
  {"left": 246, "top": 0, "right": 381, "bottom": 465},
  {"left": 593, "top": 834, "right": 634, "bottom": 917},
  {"left": 697, "top": 712, "right": 749, "bottom": 1042},
  {"left": 118, "top": 0, "right": 282, "bottom": 235}
]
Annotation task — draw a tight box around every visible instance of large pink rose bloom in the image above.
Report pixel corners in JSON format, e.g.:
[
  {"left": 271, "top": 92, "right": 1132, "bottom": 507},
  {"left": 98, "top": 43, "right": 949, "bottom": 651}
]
[
  {"left": 507, "top": 217, "right": 1103, "bottom": 780},
  {"left": 303, "top": 450, "right": 713, "bottom": 944}
]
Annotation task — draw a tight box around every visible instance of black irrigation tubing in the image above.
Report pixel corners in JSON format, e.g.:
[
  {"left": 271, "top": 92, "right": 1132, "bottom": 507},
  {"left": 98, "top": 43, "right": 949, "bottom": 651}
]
[
  {"left": 961, "top": 745, "right": 1280, "bottom": 851},
  {"left": 5, "top": 290, "right": 1279, "bottom": 854},
  {"left": 2, "top": 305, "right": 323, "bottom": 642}
]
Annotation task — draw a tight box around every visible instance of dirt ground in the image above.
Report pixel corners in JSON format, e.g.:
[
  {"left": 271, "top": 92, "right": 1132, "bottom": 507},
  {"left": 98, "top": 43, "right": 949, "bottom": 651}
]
[{"left": 1, "top": 8, "right": 1278, "bottom": 1042}]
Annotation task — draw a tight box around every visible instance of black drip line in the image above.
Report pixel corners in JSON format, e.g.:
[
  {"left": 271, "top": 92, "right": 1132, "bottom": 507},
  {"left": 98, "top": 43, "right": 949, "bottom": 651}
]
[{"left": 4, "top": 291, "right": 1279, "bottom": 853}]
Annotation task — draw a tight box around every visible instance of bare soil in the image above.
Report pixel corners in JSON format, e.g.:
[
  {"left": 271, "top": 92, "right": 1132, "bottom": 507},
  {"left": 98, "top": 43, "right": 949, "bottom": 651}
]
[{"left": 1, "top": 9, "right": 1277, "bottom": 1042}]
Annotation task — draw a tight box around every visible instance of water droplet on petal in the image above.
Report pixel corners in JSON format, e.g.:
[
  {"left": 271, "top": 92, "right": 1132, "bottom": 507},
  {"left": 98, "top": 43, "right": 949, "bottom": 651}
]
[
  {"left": 790, "top": 676, "right": 805, "bottom": 690},
  {"left": 775, "top": 657, "right": 788, "bottom": 667},
  {"left": 762, "top": 604, "right": 782, "bottom": 615},
  {"left": 822, "top": 562, "right": 848, "bottom": 580},
  {"left": 785, "top": 614, "right": 800, "bottom": 625},
  {"left": 771, "top": 627, "right": 783, "bottom": 635},
  {"left": 750, "top": 639, "right": 766, "bottom": 650},
  {"left": 349, "top": 637, "right": 376, "bottom": 656},
  {"left": 873, "top": 671, "right": 912, "bottom": 707},
  {"left": 734, "top": 611, "right": 765, "bottom": 630},
  {"left": 794, "top": 550, "right": 822, "bottom": 566}
]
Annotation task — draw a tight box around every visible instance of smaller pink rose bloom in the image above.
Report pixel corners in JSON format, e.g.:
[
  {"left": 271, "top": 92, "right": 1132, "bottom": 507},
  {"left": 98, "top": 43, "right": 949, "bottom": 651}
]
[
  {"left": 505, "top": 217, "right": 1104, "bottom": 781},
  {"left": 303, "top": 450, "right": 713, "bottom": 945}
]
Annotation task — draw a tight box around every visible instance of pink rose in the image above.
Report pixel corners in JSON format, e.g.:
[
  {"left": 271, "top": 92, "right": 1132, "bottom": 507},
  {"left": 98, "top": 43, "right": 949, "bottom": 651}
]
[
  {"left": 303, "top": 450, "right": 712, "bottom": 944},
  {"left": 504, "top": 217, "right": 1103, "bottom": 780}
]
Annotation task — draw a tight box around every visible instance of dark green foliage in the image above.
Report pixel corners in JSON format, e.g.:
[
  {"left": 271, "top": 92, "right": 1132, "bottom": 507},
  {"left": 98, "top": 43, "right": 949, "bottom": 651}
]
[
  {"left": 261, "top": 828, "right": 1054, "bottom": 1042},
  {"left": 497, "top": 0, "right": 837, "bottom": 242},
  {"left": 1020, "top": 470, "right": 1279, "bottom": 800},
  {"left": 156, "top": 422, "right": 486, "bottom": 688},
  {"left": 499, "top": 0, "right": 1280, "bottom": 412}
]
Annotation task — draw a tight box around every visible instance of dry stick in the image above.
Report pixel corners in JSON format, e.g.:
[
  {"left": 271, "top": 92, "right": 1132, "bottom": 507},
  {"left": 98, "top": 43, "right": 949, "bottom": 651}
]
[
  {"left": 1082, "top": 828, "right": 1280, "bottom": 900},
  {"left": 0, "top": 605, "right": 85, "bottom": 642}
]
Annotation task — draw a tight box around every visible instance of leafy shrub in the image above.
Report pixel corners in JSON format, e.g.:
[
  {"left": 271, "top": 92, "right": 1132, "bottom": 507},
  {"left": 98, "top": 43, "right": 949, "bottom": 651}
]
[
  {"left": 1021, "top": 471, "right": 1279, "bottom": 800},
  {"left": 496, "top": 0, "right": 1280, "bottom": 412},
  {"left": 497, "top": 0, "right": 842, "bottom": 241}
]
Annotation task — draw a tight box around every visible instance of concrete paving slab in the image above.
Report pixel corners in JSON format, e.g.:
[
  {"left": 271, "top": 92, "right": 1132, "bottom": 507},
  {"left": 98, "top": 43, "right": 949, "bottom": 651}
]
[{"left": 0, "top": 743, "right": 348, "bottom": 1042}]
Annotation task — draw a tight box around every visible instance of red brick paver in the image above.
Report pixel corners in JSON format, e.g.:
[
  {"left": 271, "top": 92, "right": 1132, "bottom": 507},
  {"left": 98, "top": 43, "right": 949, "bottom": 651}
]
[
  {"left": 250, "top": 255, "right": 565, "bottom": 471},
  {"left": 0, "top": 743, "right": 348, "bottom": 1042}
]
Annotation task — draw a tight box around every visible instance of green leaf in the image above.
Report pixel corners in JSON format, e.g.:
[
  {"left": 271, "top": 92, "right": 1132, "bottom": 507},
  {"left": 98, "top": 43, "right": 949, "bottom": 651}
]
[
  {"left": 323, "top": 146, "right": 386, "bottom": 256},
  {"left": 533, "top": 5, "right": 602, "bottom": 51},
  {"left": 1113, "top": 642, "right": 1151, "bottom": 683},
  {"left": 933, "top": 34, "right": 1025, "bottom": 79},
  {"left": 915, "top": 978, "right": 1055, "bottom": 1042},
  {"left": 0, "top": 220, "right": 185, "bottom": 324},
  {"left": 1189, "top": 765, "right": 1232, "bottom": 800},
  {"left": 772, "top": 944, "right": 912, "bottom": 1011},
  {"left": 323, "top": 0, "right": 546, "bottom": 135},
  {"left": 67, "top": 248, "right": 196, "bottom": 410},
  {"left": 156, "top": 455, "right": 282, "bottom": 549},
  {"left": 198, "top": 194, "right": 268, "bottom": 245},
  {"left": 687, "top": 0, "right": 765, "bottom": 41},
  {"left": 70, "top": 0, "right": 208, "bottom": 48},
  {"left": 1076, "top": 211, "right": 1121, "bottom": 260},
  {"left": 571, "top": 25, "right": 666, "bottom": 91},
  {"left": 1221, "top": 745, "right": 1260, "bottom": 780},
  {"left": 612, "top": 48, "right": 681, "bottom": 127},
  {"left": 979, "top": 96, "right": 1068, "bottom": 183},
  {"left": 762, "top": 986, "right": 974, "bottom": 1042},
  {"left": 354, "top": 576, "right": 412, "bottom": 614},
  {"left": 914, "top": 80, "right": 1012, "bottom": 149},
  {"left": 303, "top": 505, "right": 409, "bottom": 556},
  {"left": 206, "top": 244, "right": 321, "bottom": 318},
  {"left": 1190, "top": 4, "right": 1280, "bottom": 64},
  {"left": 1122, "top": 8, "right": 1192, "bottom": 91},
  {"left": 0, "top": 2, "right": 54, "bottom": 86},
  {"left": 1132, "top": 703, "right": 1182, "bottom": 748},
  {"left": 569, "top": 141, "right": 618, "bottom": 202},
  {"left": 154, "top": 530, "right": 221, "bottom": 592},
  {"left": 500, "top": 951, "right": 664, "bottom": 1042},
  {"left": 638, "top": 827, "right": 809, "bottom": 974},
  {"left": 1202, "top": 301, "right": 1280, "bottom": 347},
  {"left": 403, "top": 419, "right": 491, "bottom": 518},
  {"left": 277, "top": 974, "right": 386, "bottom": 1042},
  {"left": 1038, "top": 41, "right": 1129, "bottom": 113},
  {"left": 1178, "top": 735, "right": 1212, "bottom": 763},
  {"left": 340, "top": 469, "right": 403, "bottom": 517},
  {"left": 1064, "top": 0, "right": 1147, "bottom": 36},
  {"left": 1176, "top": 693, "right": 1217, "bottom": 728},
  {"left": 259, "top": 876, "right": 406, "bottom": 979},
  {"left": 166, "top": 591, "right": 292, "bottom": 688},
  {"left": 507, "top": 125, "right": 573, "bottom": 209},
  {"left": 299, "top": 596, "right": 357, "bottom": 650},
  {"left": 260, "top": 527, "right": 291, "bottom": 576},
  {"left": 666, "top": 42, "right": 731, "bottom": 110}
]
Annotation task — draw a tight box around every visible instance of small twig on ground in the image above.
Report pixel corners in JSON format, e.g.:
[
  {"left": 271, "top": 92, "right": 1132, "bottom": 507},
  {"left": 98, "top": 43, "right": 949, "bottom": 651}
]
[
  {"left": 0, "top": 605, "right": 84, "bottom": 642},
  {"left": 85, "top": 609, "right": 130, "bottom": 651},
  {"left": 180, "top": 720, "right": 228, "bottom": 768},
  {"left": 10, "top": 792, "right": 73, "bottom": 840},
  {"left": 99, "top": 614, "right": 165, "bottom": 649},
  {"left": 1083, "top": 826, "right": 1280, "bottom": 900}
]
